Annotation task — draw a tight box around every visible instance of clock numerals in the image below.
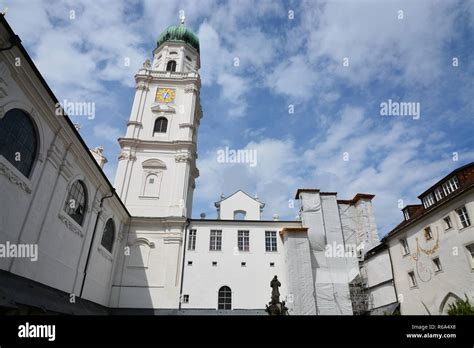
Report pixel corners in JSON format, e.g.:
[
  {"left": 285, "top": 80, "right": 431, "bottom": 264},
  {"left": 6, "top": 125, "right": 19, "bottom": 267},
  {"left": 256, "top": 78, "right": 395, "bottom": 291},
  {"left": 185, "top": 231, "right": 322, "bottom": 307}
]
[{"left": 156, "top": 88, "right": 176, "bottom": 103}]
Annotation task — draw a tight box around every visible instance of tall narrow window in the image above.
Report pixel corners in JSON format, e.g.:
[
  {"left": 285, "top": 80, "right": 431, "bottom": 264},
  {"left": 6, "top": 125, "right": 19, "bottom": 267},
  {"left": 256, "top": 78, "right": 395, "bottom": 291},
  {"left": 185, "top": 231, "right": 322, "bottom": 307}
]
[
  {"left": 400, "top": 238, "right": 410, "bottom": 255},
  {"left": 408, "top": 271, "right": 417, "bottom": 287},
  {"left": 238, "top": 230, "right": 249, "bottom": 251},
  {"left": 466, "top": 244, "right": 474, "bottom": 270},
  {"left": 265, "top": 231, "right": 277, "bottom": 252},
  {"left": 210, "top": 230, "right": 222, "bottom": 251},
  {"left": 166, "top": 60, "right": 177, "bottom": 72},
  {"left": 0, "top": 108, "right": 38, "bottom": 177},
  {"left": 101, "top": 219, "right": 115, "bottom": 253},
  {"left": 218, "top": 286, "right": 232, "bottom": 310},
  {"left": 188, "top": 229, "right": 197, "bottom": 250},
  {"left": 154, "top": 117, "right": 168, "bottom": 133},
  {"left": 433, "top": 257, "right": 442, "bottom": 272},
  {"left": 64, "top": 180, "right": 87, "bottom": 226},
  {"left": 456, "top": 206, "right": 471, "bottom": 228}
]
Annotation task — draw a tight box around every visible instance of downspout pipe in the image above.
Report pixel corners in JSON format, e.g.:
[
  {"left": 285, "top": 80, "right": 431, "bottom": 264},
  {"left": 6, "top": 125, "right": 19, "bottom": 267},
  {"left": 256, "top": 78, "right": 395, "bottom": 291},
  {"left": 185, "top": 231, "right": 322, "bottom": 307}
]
[
  {"left": 385, "top": 239, "right": 399, "bottom": 309},
  {"left": 79, "top": 189, "right": 115, "bottom": 298},
  {"left": 178, "top": 218, "right": 191, "bottom": 311}
]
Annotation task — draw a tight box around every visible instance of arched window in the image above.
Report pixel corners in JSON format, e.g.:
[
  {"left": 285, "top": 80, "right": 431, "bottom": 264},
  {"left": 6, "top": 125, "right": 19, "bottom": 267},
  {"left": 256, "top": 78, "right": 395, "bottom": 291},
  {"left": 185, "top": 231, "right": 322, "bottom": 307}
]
[
  {"left": 154, "top": 117, "right": 168, "bottom": 134},
  {"left": 166, "top": 60, "right": 177, "bottom": 72},
  {"left": 218, "top": 286, "right": 232, "bottom": 310},
  {"left": 64, "top": 180, "right": 87, "bottom": 226},
  {"left": 101, "top": 219, "right": 115, "bottom": 253},
  {"left": 0, "top": 108, "right": 38, "bottom": 177},
  {"left": 233, "top": 210, "right": 246, "bottom": 220}
]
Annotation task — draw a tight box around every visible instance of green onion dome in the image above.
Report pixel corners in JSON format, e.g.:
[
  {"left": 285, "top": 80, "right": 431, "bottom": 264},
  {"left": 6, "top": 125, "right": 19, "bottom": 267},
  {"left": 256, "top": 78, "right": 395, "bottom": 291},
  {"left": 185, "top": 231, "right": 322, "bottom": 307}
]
[{"left": 157, "top": 24, "right": 200, "bottom": 53}]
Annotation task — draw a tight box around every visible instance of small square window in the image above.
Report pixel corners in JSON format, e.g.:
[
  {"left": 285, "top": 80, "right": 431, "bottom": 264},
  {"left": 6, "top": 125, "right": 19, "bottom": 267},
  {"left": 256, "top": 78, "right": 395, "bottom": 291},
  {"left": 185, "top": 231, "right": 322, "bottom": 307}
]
[
  {"left": 212, "top": 261, "right": 217, "bottom": 266},
  {"left": 241, "top": 262, "right": 246, "bottom": 267},
  {"left": 443, "top": 216, "right": 452, "bottom": 230},
  {"left": 149, "top": 178, "right": 155, "bottom": 184},
  {"left": 433, "top": 258, "right": 442, "bottom": 272},
  {"left": 270, "top": 262, "right": 275, "bottom": 267},
  {"left": 187, "top": 261, "right": 193, "bottom": 266},
  {"left": 424, "top": 227, "right": 433, "bottom": 240},
  {"left": 182, "top": 294, "right": 189, "bottom": 303}
]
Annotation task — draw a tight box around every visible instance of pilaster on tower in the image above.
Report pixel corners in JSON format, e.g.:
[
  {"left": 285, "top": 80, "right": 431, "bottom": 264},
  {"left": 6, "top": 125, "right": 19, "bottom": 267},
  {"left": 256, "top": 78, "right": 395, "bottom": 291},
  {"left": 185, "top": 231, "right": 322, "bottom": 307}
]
[{"left": 114, "top": 18, "right": 202, "bottom": 218}]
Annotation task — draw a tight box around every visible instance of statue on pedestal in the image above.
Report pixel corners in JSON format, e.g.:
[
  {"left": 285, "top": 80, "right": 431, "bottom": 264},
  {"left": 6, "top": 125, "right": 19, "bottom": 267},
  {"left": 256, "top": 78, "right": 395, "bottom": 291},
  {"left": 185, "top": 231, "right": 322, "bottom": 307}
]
[{"left": 265, "top": 275, "right": 289, "bottom": 315}]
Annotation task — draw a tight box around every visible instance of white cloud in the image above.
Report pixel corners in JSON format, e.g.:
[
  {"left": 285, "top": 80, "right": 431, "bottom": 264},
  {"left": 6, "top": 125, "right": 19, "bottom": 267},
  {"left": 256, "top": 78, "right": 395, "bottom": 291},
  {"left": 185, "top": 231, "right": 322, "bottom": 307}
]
[{"left": 93, "top": 124, "right": 121, "bottom": 144}]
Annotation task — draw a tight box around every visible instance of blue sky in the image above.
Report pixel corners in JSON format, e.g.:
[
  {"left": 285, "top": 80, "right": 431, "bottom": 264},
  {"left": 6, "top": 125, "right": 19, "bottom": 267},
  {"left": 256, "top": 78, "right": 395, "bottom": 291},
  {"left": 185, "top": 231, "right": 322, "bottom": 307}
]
[{"left": 2, "top": 0, "right": 473, "bottom": 236}]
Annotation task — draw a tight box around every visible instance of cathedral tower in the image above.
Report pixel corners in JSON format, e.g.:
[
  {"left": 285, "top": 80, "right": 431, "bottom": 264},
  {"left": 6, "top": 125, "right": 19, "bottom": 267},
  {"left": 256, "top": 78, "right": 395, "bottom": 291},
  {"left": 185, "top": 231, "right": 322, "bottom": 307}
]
[{"left": 114, "top": 18, "right": 202, "bottom": 218}]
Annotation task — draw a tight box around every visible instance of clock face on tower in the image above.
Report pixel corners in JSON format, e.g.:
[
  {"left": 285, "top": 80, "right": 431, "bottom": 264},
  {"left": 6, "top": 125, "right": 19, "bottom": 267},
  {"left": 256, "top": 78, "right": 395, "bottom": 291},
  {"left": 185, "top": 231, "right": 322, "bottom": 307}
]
[{"left": 156, "top": 88, "right": 176, "bottom": 103}]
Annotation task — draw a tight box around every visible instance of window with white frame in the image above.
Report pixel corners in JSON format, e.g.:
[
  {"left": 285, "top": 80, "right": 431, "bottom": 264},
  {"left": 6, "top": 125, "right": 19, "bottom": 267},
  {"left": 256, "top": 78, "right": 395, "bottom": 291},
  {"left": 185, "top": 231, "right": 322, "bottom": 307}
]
[
  {"left": 209, "top": 230, "right": 222, "bottom": 251},
  {"left": 442, "top": 176, "right": 460, "bottom": 196},
  {"left": 403, "top": 210, "right": 410, "bottom": 220},
  {"left": 433, "top": 257, "right": 442, "bottom": 272},
  {"left": 400, "top": 238, "right": 410, "bottom": 255},
  {"left": 182, "top": 294, "right": 189, "bottom": 303},
  {"left": 443, "top": 216, "right": 453, "bottom": 230},
  {"left": 456, "top": 206, "right": 471, "bottom": 229},
  {"left": 218, "top": 286, "right": 232, "bottom": 310},
  {"left": 422, "top": 193, "right": 435, "bottom": 208},
  {"left": 434, "top": 187, "right": 445, "bottom": 201},
  {"left": 188, "top": 229, "right": 197, "bottom": 250},
  {"left": 408, "top": 271, "right": 417, "bottom": 287},
  {"left": 424, "top": 226, "right": 433, "bottom": 240},
  {"left": 238, "top": 230, "right": 249, "bottom": 251},
  {"left": 265, "top": 231, "right": 278, "bottom": 252}
]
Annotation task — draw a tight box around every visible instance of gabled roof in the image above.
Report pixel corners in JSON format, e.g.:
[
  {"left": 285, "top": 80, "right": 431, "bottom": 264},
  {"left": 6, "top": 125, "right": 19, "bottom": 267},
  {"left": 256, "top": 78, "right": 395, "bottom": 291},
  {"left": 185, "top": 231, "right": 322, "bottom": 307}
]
[{"left": 214, "top": 189, "right": 265, "bottom": 208}]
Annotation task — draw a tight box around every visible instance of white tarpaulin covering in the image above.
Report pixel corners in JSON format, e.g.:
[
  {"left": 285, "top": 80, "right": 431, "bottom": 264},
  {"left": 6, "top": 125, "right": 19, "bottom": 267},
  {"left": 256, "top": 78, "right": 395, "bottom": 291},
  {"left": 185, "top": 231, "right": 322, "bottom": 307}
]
[{"left": 301, "top": 192, "right": 358, "bottom": 315}]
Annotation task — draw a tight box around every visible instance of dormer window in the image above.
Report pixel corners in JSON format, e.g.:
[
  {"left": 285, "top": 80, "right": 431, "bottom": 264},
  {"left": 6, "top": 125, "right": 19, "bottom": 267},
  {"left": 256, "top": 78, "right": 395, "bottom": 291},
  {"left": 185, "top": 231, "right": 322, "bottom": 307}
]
[
  {"left": 422, "top": 193, "right": 435, "bottom": 208},
  {"left": 442, "top": 176, "right": 459, "bottom": 196},
  {"left": 434, "top": 187, "right": 444, "bottom": 201},
  {"left": 166, "top": 60, "right": 177, "bottom": 72},
  {"left": 403, "top": 210, "right": 410, "bottom": 220}
]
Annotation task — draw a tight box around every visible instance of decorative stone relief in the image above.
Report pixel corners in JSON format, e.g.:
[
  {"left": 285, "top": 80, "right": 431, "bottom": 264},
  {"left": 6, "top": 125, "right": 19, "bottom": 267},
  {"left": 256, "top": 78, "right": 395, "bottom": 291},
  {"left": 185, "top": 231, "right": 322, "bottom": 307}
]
[
  {"left": 118, "top": 152, "right": 137, "bottom": 161},
  {"left": 58, "top": 212, "right": 84, "bottom": 238},
  {"left": 184, "top": 84, "right": 198, "bottom": 93},
  {"left": 98, "top": 246, "right": 113, "bottom": 262},
  {"left": 136, "top": 81, "right": 149, "bottom": 91},
  {"left": 175, "top": 154, "right": 191, "bottom": 163},
  {"left": 0, "top": 162, "right": 32, "bottom": 193}
]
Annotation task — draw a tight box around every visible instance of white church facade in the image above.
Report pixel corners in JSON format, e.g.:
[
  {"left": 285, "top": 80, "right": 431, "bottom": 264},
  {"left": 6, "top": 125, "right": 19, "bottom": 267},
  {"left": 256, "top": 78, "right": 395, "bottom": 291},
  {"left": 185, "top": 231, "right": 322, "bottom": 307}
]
[{"left": 1, "top": 14, "right": 384, "bottom": 315}]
